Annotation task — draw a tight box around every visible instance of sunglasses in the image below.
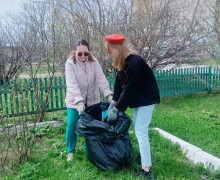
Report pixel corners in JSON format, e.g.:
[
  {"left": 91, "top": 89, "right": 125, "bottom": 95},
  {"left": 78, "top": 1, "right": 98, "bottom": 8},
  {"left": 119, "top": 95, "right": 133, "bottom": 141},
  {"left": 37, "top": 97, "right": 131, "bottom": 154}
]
[{"left": 77, "top": 52, "right": 89, "bottom": 56}]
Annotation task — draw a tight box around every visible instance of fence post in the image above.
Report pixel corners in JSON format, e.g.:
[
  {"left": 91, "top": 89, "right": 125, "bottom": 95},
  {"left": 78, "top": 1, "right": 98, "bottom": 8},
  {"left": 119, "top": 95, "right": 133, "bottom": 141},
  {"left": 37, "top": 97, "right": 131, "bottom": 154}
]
[{"left": 208, "top": 66, "right": 212, "bottom": 93}]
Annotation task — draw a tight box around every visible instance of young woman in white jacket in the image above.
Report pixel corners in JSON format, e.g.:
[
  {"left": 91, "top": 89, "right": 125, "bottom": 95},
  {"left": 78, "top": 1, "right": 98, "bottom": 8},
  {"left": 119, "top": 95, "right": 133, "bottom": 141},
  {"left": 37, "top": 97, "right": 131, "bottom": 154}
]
[{"left": 65, "top": 39, "right": 113, "bottom": 161}]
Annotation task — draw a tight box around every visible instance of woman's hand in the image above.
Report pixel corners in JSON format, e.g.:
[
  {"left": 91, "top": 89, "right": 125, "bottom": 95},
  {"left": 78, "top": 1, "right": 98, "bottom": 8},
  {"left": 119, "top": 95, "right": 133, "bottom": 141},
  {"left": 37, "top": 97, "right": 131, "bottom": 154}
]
[
  {"left": 107, "top": 107, "right": 118, "bottom": 122},
  {"left": 107, "top": 95, "right": 113, "bottom": 102},
  {"left": 75, "top": 102, "right": 85, "bottom": 115}
]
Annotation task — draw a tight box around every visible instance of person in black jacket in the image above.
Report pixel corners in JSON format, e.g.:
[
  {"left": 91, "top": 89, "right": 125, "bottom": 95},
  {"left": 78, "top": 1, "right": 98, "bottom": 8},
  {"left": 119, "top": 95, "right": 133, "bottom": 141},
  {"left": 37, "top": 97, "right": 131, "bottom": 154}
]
[{"left": 104, "top": 34, "right": 160, "bottom": 179}]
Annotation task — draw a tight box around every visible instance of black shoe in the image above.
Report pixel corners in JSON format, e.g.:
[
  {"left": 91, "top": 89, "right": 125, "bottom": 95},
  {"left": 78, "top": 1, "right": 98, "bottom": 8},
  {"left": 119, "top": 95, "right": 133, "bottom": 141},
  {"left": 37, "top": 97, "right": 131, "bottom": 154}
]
[{"left": 137, "top": 169, "right": 154, "bottom": 180}]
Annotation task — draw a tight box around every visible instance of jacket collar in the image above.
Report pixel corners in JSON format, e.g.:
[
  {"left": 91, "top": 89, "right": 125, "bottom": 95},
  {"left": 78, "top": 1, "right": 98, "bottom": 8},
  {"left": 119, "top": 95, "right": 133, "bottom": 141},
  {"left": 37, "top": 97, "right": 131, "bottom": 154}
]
[{"left": 76, "top": 57, "right": 88, "bottom": 63}]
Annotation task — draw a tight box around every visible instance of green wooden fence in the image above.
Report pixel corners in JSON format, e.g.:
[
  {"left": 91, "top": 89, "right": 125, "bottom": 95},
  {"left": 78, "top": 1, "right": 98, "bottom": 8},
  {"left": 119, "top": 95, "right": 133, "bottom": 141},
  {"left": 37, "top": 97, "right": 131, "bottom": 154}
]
[{"left": 0, "top": 66, "right": 220, "bottom": 117}]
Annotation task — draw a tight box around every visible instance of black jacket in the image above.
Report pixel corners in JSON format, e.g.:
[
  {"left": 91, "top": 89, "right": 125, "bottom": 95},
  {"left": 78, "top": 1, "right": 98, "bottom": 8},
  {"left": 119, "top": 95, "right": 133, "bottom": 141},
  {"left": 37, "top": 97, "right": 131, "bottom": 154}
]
[{"left": 113, "top": 54, "right": 160, "bottom": 112}]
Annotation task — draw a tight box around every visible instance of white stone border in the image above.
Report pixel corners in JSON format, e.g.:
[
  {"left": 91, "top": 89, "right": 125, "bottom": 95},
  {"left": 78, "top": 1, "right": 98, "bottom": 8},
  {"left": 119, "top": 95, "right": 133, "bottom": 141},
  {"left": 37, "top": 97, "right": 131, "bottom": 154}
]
[{"left": 153, "top": 127, "right": 220, "bottom": 171}]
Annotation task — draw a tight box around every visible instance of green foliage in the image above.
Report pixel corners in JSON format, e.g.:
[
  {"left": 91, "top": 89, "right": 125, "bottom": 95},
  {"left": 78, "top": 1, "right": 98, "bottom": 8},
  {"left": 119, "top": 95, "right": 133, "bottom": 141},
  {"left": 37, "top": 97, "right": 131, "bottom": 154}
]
[
  {"left": 2, "top": 93, "right": 220, "bottom": 179},
  {"left": 44, "top": 111, "right": 66, "bottom": 122},
  {"left": 0, "top": 122, "right": 15, "bottom": 128},
  {"left": 29, "top": 124, "right": 51, "bottom": 138},
  {"left": 18, "top": 162, "right": 40, "bottom": 180},
  {"left": 3, "top": 124, "right": 219, "bottom": 180},
  {"left": 48, "top": 142, "right": 66, "bottom": 158}
]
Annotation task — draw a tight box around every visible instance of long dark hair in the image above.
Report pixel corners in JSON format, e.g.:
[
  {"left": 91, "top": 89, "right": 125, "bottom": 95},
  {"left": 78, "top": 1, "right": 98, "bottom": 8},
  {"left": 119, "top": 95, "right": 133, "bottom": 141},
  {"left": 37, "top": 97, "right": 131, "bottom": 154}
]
[{"left": 68, "top": 39, "right": 94, "bottom": 63}]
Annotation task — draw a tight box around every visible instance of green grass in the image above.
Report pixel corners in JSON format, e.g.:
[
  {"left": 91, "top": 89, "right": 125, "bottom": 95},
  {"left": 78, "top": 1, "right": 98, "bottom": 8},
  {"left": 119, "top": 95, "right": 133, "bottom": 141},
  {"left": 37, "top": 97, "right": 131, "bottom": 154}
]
[
  {"left": 186, "top": 58, "right": 220, "bottom": 66},
  {"left": 20, "top": 63, "right": 62, "bottom": 75},
  {"left": 2, "top": 93, "right": 220, "bottom": 179},
  {"left": 152, "top": 92, "right": 220, "bottom": 158},
  {"left": 3, "top": 125, "right": 218, "bottom": 180}
]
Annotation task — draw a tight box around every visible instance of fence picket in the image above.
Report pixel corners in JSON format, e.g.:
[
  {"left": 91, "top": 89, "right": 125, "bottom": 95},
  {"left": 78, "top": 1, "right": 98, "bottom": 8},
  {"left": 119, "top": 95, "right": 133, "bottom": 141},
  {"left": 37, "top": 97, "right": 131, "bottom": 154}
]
[
  {"left": 59, "top": 77, "right": 64, "bottom": 107},
  {"left": 1, "top": 66, "right": 220, "bottom": 117},
  {"left": 3, "top": 81, "right": 9, "bottom": 115}
]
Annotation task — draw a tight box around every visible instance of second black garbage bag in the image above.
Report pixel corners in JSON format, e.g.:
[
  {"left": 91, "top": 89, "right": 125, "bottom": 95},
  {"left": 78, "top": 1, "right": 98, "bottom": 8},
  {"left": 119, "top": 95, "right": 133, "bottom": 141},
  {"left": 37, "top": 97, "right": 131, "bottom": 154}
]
[{"left": 76, "top": 102, "right": 134, "bottom": 170}]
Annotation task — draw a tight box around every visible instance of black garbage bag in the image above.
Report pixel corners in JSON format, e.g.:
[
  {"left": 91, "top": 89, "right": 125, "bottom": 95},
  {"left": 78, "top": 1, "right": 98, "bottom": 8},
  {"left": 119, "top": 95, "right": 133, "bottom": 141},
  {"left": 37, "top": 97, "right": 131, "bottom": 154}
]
[{"left": 76, "top": 102, "right": 133, "bottom": 170}]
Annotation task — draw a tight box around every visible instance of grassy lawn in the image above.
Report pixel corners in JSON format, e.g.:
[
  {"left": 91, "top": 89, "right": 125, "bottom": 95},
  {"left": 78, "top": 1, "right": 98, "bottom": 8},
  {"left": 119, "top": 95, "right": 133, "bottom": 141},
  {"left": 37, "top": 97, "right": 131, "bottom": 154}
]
[
  {"left": 152, "top": 92, "right": 220, "bottom": 158},
  {"left": 2, "top": 92, "right": 220, "bottom": 179},
  {"left": 186, "top": 58, "right": 220, "bottom": 66},
  {"left": 20, "top": 63, "right": 62, "bottom": 76}
]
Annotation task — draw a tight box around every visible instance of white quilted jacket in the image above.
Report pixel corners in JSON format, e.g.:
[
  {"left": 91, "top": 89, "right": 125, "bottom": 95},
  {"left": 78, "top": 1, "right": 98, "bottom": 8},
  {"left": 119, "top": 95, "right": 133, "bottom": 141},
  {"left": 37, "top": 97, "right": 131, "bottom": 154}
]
[{"left": 65, "top": 58, "right": 112, "bottom": 108}]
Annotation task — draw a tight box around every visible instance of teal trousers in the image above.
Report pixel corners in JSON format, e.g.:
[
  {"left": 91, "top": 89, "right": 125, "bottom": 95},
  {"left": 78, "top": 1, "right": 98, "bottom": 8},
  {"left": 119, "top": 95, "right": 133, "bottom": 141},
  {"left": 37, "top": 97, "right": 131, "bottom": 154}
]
[{"left": 66, "top": 108, "right": 80, "bottom": 153}]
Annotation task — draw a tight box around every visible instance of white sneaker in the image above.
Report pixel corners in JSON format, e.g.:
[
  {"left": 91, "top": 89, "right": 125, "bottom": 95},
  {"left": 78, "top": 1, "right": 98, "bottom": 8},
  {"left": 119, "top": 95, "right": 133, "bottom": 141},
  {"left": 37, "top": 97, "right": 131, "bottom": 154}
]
[{"left": 67, "top": 153, "right": 73, "bottom": 161}]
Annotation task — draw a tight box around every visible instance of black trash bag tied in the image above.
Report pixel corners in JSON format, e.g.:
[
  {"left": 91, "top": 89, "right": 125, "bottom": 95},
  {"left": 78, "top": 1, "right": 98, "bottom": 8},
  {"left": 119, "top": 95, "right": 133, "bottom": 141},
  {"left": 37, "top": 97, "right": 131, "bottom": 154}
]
[
  {"left": 76, "top": 111, "right": 131, "bottom": 141},
  {"left": 76, "top": 102, "right": 134, "bottom": 170}
]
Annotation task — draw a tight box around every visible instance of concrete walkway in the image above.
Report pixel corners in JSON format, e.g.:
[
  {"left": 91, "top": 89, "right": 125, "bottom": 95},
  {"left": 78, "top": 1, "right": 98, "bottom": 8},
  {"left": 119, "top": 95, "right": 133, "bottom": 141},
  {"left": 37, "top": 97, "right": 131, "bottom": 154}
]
[
  {"left": 153, "top": 127, "right": 220, "bottom": 171},
  {"left": 0, "top": 121, "right": 63, "bottom": 134}
]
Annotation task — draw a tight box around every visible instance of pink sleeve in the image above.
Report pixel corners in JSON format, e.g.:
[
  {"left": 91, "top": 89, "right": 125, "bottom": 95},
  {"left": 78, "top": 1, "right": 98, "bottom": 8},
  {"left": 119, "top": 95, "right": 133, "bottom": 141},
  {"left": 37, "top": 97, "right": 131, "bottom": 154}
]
[{"left": 65, "top": 59, "right": 84, "bottom": 108}]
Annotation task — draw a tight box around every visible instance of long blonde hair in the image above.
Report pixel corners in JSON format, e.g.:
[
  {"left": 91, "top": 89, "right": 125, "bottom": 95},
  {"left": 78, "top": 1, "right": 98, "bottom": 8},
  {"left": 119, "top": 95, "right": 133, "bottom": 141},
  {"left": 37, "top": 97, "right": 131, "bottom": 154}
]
[{"left": 106, "top": 42, "right": 137, "bottom": 71}]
